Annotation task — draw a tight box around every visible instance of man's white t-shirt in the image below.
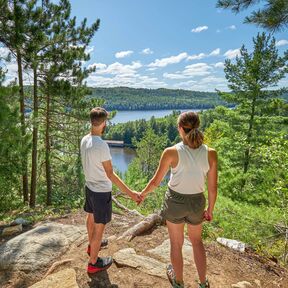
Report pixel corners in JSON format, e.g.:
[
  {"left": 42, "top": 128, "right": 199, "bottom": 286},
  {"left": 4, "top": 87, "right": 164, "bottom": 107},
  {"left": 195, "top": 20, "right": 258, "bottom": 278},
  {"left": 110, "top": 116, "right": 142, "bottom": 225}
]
[{"left": 80, "top": 134, "right": 112, "bottom": 192}]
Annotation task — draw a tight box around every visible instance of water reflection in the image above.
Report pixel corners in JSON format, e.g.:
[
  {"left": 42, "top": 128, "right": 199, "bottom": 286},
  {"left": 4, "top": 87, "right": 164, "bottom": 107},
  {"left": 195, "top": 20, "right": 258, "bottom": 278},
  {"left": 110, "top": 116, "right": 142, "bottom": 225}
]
[{"left": 110, "top": 147, "right": 136, "bottom": 175}]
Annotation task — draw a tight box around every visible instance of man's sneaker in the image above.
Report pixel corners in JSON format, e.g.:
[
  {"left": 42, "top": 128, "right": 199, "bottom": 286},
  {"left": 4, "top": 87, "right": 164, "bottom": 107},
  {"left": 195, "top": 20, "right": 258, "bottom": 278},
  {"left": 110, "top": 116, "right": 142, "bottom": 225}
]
[
  {"left": 198, "top": 279, "right": 210, "bottom": 288},
  {"left": 87, "top": 256, "right": 113, "bottom": 273},
  {"left": 87, "top": 239, "right": 109, "bottom": 256},
  {"left": 166, "top": 264, "right": 184, "bottom": 288}
]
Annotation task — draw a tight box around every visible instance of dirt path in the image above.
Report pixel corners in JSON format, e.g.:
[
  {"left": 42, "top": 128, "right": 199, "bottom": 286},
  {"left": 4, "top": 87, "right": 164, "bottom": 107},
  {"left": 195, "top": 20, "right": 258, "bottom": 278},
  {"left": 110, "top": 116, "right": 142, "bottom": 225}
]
[{"left": 1, "top": 210, "right": 288, "bottom": 288}]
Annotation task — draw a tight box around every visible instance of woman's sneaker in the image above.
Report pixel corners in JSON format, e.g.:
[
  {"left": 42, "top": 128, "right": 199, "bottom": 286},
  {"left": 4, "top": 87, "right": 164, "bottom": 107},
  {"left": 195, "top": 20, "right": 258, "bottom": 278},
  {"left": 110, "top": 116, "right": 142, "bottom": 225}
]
[
  {"left": 198, "top": 279, "right": 210, "bottom": 288},
  {"left": 86, "top": 239, "right": 109, "bottom": 256},
  {"left": 166, "top": 264, "right": 184, "bottom": 288},
  {"left": 87, "top": 256, "right": 113, "bottom": 273}
]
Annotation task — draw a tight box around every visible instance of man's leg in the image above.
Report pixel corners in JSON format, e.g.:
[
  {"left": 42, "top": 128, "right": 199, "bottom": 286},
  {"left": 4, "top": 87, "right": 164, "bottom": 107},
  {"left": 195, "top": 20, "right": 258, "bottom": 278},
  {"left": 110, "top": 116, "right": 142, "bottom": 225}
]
[
  {"left": 187, "top": 223, "right": 206, "bottom": 284},
  {"left": 86, "top": 213, "right": 94, "bottom": 245},
  {"left": 166, "top": 220, "right": 185, "bottom": 284},
  {"left": 89, "top": 222, "right": 105, "bottom": 264}
]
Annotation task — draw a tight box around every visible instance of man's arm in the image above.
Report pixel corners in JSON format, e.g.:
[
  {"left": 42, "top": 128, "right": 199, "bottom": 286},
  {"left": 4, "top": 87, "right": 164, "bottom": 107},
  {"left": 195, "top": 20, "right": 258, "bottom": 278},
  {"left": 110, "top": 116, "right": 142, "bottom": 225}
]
[{"left": 102, "top": 160, "right": 140, "bottom": 202}]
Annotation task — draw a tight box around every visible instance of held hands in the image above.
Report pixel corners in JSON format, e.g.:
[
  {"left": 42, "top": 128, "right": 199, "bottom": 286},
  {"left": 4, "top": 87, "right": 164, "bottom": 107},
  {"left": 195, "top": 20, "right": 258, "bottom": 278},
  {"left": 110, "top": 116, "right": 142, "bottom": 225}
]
[
  {"left": 137, "top": 191, "right": 148, "bottom": 205},
  {"left": 128, "top": 190, "right": 143, "bottom": 204},
  {"left": 130, "top": 191, "right": 147, "bottom": 206}
]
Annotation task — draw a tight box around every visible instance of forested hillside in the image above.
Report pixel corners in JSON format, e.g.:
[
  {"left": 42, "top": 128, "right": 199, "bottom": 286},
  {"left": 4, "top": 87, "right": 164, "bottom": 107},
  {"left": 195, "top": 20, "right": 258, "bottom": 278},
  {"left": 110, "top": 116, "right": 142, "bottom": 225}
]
[{"left": 89, "top": 87, "right": 232, "bottom": 110}]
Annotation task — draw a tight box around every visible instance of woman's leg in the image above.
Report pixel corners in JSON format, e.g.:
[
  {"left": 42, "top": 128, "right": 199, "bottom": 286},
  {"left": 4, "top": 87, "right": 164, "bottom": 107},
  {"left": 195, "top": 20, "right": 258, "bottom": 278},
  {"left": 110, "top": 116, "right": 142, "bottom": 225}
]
[
  {"left": 166, "top": 220, "right": 185, "bottom": 284},
  {"left": 187, "top": 223, "right": 206, "bottom": 283}
]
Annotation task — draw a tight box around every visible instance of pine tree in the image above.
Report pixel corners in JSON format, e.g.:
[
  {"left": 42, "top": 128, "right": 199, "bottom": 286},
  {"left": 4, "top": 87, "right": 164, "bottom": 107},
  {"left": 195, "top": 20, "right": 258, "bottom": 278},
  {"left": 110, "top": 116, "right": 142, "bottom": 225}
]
[
  {"left": 216, "top": 0, "right": 288, "bottom": 32},
  {"left": 35, "top": 0, "right": 100, "bottom": 205},
  {"left": 218, "top": 33, "right": 288, "bottom": 173},
  {"left": 0, "top": 0, "right": 36, "bottom": 203}
]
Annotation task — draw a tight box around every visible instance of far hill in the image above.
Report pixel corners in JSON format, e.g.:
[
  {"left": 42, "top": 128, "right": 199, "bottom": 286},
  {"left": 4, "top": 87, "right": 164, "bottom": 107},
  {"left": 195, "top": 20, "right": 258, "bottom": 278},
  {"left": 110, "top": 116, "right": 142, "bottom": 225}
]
[{"left": 89, "top": 87, "right": 231, "bottom": 110}]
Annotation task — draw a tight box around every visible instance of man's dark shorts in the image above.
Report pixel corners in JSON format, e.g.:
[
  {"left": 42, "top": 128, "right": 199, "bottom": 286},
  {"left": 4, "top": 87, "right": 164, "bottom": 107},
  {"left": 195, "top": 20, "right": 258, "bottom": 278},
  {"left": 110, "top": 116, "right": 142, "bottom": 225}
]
[{"left": 84, "top": 186, "right": 112, "bottom": 224}]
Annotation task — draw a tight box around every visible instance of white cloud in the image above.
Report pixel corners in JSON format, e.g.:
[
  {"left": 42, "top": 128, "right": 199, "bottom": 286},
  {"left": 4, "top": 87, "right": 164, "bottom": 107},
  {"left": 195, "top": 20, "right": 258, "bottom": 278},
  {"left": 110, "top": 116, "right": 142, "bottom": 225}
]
[
  {"left": 214, "top": 62, "right": 225, "bottom": 68},
  {"left": 148, "top": 52, "right": 188, "bottom": 68},
  {"left": 141, "top": 48, "right": 154, "bottom": 55},
  {"left": 187, "top": 53, "right": 206, "bottom": 61},
  {"left": 227, "top": 25, "right": 236, "bottom": 30},
  {"left": 163, "top": 72, "right": 188, "bottom": 80},
  {"left": 89, "top": 61, "right": 142, "bottom": 76},
  {"left": 191, "top": 25, "right": 208, "bottom": 33},
  {"left": 173, "top": 76, "right": 227, "bottom": 91},
  {"left": 276, "top": 40, "right": 288, "bottom": 47},
  {"left": 163, "top": 63, "right": 212, "bottom": 79},
  {"left": 146, "top": 67, "right": 157, "bottom": 71},
  {"left": 224, "top": 48, "right": 241, "bottom": 59},
  {"left": 0, "top": 47, "right": 10, "bottom": 59},
  {"left": 209, "top": 48, "right": 220, "bottom": 56},
  {"left": 183, "top": 63, "right": 212, "bottom": 77},
  {"left": 87, "top": 74, "right": 167, "bottom": 89},
  {"left": 216, "top": 29, "right": 221, "bottom": 33},
  {"left": 187, "top": 48, "right": 220, "bottom": 61},
  {"left": 2, "top": 59, "right": 33, "bottom": 86},
  {"left": 85, "top": 46, "right": 94, "bottom": 54},
  {"left": 200, "top": 76, "right": 226, "bottom": 84},
  {"left": 88, "top": 63, "right": 107, "bottom": 70},
  {"left": 115, "top": 50, "right": 134, "bottom": 58}
]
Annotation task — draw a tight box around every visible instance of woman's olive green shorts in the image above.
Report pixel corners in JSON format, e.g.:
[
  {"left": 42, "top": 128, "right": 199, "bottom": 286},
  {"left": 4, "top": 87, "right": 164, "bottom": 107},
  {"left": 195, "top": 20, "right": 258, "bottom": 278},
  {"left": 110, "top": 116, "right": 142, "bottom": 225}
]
[{"left": 160, "top": 188, "right": 206, "bottom": 225}]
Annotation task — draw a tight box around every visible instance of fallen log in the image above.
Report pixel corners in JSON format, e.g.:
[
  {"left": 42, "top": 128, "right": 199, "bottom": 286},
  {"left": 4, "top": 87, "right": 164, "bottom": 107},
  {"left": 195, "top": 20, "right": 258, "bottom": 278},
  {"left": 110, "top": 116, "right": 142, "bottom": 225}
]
[
  {"left": 112, "top": 196, "right": 143, "bottom": 218},
  {"left": 117, "top": 213, "right": 163, "bottom": 241}
]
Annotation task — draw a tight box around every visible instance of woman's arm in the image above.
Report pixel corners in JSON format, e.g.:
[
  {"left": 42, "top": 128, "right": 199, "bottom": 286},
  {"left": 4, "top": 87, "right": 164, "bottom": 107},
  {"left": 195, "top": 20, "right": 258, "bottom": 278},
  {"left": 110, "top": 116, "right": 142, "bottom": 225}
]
[
  {"left": 141, "top": 148, "right": 174, "bottom": 199},
  {"left": 205, "top": 149, "right": 218, "bottom": 221}
]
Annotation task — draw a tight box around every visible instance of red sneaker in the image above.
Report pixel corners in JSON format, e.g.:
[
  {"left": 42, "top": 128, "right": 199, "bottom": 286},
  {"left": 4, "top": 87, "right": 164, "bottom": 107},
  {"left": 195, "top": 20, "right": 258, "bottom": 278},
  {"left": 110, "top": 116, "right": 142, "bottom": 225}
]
[
  {"left": 87, "top": 239, "right": 108, "bottom": 256},
  {"left": 87, "top": 256, "right": 113, "bottom": 273}
]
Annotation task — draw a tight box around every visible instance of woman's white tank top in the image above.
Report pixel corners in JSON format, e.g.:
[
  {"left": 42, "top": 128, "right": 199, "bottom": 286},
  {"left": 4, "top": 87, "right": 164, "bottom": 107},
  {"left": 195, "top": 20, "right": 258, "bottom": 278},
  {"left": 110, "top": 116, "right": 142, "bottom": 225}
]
[{"left": 168, "top": 142, "right": 209, "bottom": 194}]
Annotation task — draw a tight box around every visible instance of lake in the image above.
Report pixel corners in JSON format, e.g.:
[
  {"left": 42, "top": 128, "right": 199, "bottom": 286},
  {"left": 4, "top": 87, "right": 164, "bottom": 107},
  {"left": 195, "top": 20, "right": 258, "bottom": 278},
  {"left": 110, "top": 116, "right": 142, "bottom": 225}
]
[
  {"left": 110, "top": 146, "right": 136, "bottom": 175},
  {"left": 110, "top": 109, "right": 199, "bottom": 124},
  {"left": 109, "top": 109, "right": 201, "bottom": 173}
]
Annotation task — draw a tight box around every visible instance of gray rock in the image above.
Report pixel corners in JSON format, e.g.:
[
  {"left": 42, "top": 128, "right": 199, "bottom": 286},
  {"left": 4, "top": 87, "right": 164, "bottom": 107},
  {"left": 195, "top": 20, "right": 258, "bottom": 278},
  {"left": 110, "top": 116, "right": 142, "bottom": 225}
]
[
  {"left": 2, "top": 224, "right": 23, "bottom": 236},
  {"left": 231, "top": 281, "right": 253, "bottom": 288},
  {"left": 147, "top": 238, "right": 193, "bottom": 264},
  {"left": 113, "top": 248, "right": 167, "bottom": 279},
  {"left": 107, "top": 235, "right": 117, "bottom": 241},
  {"left": 0, "top": 222, "right": 85, "bottom": 272},
  {"left": 11, "top": 218, "right": 31, "bottom": 226},
  {"left": 29, "top": 268, "right": 78, "bottom": 288}
]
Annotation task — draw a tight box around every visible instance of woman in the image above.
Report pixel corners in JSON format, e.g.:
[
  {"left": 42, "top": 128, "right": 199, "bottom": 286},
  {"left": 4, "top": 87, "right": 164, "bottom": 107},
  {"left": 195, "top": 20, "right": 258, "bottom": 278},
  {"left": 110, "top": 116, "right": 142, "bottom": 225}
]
[{"left": 140, "top": 111, "right": 217, "bottom": 288}]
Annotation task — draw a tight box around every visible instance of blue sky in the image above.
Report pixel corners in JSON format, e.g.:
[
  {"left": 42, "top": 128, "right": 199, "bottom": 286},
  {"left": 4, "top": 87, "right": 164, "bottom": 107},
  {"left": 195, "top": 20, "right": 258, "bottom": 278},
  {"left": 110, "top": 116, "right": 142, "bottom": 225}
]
[
  {"left": 68, "top": 0, "right": 287, "bottom": 91},
  {"left": 1, "top": 0, "right": 287, "bottom": 91}
]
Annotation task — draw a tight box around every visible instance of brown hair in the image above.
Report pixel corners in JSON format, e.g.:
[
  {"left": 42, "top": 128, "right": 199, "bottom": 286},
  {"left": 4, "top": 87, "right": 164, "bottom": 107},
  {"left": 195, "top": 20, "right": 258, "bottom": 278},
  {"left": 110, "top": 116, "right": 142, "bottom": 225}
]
[
  {"left": 177, "top": 111, "right": 204, "bottom": 149},
  {"left": 90, "top": 107, "right": 108, "bottom": 126}
]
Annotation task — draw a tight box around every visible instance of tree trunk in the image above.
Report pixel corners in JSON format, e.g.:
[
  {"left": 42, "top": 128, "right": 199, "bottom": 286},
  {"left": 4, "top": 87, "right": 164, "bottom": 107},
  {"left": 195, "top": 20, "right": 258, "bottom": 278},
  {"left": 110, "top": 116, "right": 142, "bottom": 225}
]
[
  {"left": 117, "top": 213, "right": 162, "bottom": 241},
  {"left": 76, "top": 141, "right": 82, "bottom": 191},
  {"left": 45, "top": 85, "right": 52, "bottom": 205},
  {"left": 30, "top": 65, "right": 38, "bottom": 208},
  {"left": 16, "top": 51, "right": 29, "bottom": 203},
  {"left": 243, "top": 96, "right": 256, "bottom": 174}
]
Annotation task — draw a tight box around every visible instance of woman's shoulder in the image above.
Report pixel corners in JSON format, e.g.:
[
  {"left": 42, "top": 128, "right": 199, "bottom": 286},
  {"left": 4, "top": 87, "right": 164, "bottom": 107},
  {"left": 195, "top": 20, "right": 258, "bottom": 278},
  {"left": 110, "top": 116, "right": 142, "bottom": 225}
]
[
  {"left": 208, "top": 146, "right": 217, "bottom": 153},
  {"left": 164, "top": 145, "right": 178, "bottom": 153},
  {"left": 163, "top": 145, "right": 178, "bottom": 158},
  {"left": 208, "top": 147, "right": 217, "bottom": 163}
]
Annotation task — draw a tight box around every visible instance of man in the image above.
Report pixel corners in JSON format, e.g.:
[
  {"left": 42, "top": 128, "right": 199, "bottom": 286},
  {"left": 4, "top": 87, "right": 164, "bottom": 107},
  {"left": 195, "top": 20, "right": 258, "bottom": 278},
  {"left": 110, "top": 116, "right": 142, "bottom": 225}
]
[{"left": 81, "top": 107, "right": 141, "bottom": 273}]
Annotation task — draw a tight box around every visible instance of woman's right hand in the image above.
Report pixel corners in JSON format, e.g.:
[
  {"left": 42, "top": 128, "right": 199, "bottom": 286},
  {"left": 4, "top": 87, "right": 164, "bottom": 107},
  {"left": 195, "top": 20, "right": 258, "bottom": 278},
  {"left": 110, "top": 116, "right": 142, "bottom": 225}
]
[{"left": 203, "top": 208, "right": 213, "bottom": 222}]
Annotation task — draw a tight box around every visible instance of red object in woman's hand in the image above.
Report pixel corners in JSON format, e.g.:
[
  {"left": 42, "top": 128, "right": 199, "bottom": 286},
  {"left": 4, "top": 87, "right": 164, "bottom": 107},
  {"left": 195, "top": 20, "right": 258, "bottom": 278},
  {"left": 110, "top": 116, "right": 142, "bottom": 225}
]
[{"left": 203, "top": 210, "right": 213, "bottom": 222}]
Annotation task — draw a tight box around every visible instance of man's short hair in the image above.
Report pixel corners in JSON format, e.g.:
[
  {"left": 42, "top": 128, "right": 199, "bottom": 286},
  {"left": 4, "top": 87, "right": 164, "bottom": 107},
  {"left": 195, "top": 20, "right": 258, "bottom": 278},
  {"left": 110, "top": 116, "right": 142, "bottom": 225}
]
[{"left": 90, "top": 107, "right": 108, "bottom": 126}]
